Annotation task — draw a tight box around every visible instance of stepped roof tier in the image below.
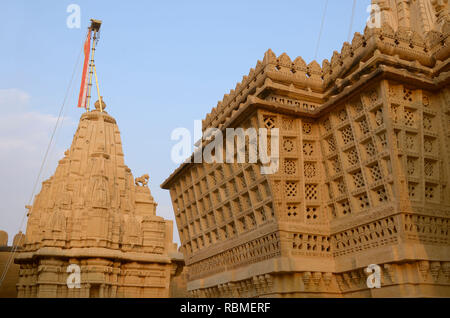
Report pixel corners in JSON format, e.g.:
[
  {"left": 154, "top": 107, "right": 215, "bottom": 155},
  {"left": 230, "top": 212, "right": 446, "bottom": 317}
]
[{"left": 163, "top": 0, "right": 450, "bottom": 188}]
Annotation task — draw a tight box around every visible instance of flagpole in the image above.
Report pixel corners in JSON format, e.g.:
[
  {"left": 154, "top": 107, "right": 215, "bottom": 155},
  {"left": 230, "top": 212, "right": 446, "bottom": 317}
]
[
  {"left": 93, "top": 64, "right": 103, "bottom": 112},
  {"left": 77, "top": 19, "right": 102, "bottom": 112},
  {"left": 85, "top": 29, "right": 96, "bottom": 112}
]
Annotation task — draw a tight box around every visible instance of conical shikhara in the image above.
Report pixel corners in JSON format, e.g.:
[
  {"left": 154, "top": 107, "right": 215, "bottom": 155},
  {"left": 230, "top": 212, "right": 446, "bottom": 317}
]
[{"left": 15, "top": 102, "right": 182, "bottom": 298}]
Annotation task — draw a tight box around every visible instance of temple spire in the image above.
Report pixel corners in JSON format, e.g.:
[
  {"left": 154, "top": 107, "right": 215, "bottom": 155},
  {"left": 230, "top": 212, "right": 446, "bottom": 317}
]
[
  {"left": 370, "top": 0, "right": 448, "bottom": 35},
  {"left": 16, "top": 99, "right": 180, "bottom": 297}
]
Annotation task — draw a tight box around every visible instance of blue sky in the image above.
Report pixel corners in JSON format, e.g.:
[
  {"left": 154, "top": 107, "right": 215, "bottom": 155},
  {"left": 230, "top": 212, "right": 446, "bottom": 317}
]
[{"left": 0, "top": 0, "right": 371, "bottom": 244}]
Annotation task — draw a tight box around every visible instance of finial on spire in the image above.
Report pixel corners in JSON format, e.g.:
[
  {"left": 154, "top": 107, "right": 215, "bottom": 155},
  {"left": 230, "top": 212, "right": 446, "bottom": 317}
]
[{"left": 94, "top": 98, "right": 106, "bottom": 111}]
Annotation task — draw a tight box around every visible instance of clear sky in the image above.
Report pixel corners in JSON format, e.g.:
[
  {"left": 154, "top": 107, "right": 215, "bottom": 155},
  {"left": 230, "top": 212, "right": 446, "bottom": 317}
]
[{"left": 0, "top": 0, "right": 371, "bottom": 245}]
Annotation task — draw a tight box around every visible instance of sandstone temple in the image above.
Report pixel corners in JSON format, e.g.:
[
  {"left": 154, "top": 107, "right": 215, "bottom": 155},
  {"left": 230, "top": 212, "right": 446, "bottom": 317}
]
[
  {"left": 161, "top": 0, "right": 450, "bottom": 297},
  {"left": 13, "top": 100, "right": 183, "bottom": 297}
]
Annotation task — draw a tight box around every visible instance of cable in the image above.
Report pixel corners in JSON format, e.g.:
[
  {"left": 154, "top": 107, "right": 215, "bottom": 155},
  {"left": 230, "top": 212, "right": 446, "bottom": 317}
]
[
  {"left": 348, "top": 0, "right": 357, "bottom": 42},
  {"left": 314, "top": 0, "right": 329, "bottom": 60},
  {"left": 40, "top": 46, "right": 84, "bottom": 190},
  {"left": 0, "top": 32, "right": 85, "bottom": 288}
]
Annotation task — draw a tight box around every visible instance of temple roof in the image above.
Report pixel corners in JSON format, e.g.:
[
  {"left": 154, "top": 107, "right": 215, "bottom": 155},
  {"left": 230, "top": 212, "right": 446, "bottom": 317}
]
[
  {"left": 162, "top": 0, "right": 450, "bottom": 189},
  {"left": 21, "top": 101, "right": 174, "bottom": 257},
  {"left": 201, "top": 0, "right": 449, "bottom": 133}
]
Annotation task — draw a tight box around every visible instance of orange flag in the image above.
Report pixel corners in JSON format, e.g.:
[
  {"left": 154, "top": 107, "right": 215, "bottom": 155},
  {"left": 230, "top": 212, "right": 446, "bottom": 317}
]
[{"left": 77, "top": 31, "right": 91, "bottom": 108}]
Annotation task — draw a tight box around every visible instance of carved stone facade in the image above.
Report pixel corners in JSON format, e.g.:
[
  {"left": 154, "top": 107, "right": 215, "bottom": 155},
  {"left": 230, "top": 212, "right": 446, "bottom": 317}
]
[
  {"left": 162, "top": 0, "right": 450, "bottom": 297},
  {"left": 15, "top": 101, "right": 182, "bottom": 298}
]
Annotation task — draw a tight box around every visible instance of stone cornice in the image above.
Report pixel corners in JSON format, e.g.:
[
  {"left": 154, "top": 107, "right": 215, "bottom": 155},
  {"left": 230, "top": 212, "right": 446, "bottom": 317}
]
[
  {"left": 201, "top": 22, "right": 450, "bottom": 134},
  {"left": 183, "top": 221, "right": 278, "bottom": 266},
  {"left": 15, "top": 246, "right": 173, "bottom": 264}
]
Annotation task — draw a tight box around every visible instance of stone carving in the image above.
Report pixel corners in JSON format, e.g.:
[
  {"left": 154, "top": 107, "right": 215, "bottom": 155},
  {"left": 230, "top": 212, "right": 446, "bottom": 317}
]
[
  {"left": 15, "top": 102, "right": 182, "bottom": 298},
  {"left": 162, "top": 0, "right": 450, "bottom": 298},
  {"left": 135, "top": 174, "right": 150, "bottom": 187}
]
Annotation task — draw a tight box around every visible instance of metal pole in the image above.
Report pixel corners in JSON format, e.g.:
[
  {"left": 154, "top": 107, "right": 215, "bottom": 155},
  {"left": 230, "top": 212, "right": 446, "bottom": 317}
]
[
  {"left": 93, "top": 65, "right": 102, "bottom": 112},
  {"left": 86, "top": 30, "right": 97, "bottom": 111}
]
